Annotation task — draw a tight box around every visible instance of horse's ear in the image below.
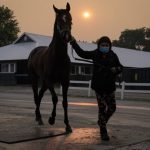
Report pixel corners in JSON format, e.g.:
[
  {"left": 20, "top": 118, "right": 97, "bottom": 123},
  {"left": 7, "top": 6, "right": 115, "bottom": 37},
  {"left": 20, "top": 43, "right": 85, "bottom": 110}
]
[
  {"left": 66, "top": 2, "right": 70, "bottom": 12},
  {"left": 53, "top": 5, "right": 59, "bottom": 14}
]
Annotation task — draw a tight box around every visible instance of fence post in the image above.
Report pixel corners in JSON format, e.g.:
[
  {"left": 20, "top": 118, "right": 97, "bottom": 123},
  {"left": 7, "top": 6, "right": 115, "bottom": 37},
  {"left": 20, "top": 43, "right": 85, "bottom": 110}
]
[
  {"left": 88, "top": 80, "right": 91, "bottom": 97},
  {"left": 121, "top": 81, "right": 125, "bottom": 100}
]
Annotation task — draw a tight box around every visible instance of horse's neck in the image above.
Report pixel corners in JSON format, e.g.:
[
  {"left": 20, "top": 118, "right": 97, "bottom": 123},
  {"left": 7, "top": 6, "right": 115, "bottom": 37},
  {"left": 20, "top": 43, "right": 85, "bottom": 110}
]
[
  {"left": 48, "top": 29, "right": 68, "bottom": 56},
  {"left": 53, "top": 36, "right": 67, "bottom": 50}
]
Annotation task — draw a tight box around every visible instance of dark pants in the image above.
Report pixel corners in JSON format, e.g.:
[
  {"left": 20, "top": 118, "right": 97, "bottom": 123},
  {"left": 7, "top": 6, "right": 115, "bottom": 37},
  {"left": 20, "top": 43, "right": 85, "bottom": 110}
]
[{"left": 96, "top": 92, "right": 116, "bottom": 128}]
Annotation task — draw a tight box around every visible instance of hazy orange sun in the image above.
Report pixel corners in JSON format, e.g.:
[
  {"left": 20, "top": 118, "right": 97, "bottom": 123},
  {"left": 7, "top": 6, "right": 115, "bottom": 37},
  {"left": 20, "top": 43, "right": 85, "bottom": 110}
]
[{"left": 83, "top": 11, "right": 90, "bottom": 19}]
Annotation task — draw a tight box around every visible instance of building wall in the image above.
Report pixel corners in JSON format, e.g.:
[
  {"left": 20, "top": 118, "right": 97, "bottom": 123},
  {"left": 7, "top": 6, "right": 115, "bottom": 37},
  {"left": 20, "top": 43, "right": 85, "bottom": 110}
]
[
  {"left": 16, "top": 60, "right": 30, "bottom": 84},
  {"left": 6, "top": 61, "right": 93, "bottom": 85},
  {"left": 1, "top": 60, "right": 150, "bottom": 89},
  {"left": 122, "top": 67, "right": 150, "bottom": 90},
  {"left": 0, "top": 73, "right": 16, "bottom": 85},
  {"left": 70, "top": 63, "right": 93, "bottom": 81},
  {"left": 0, "top": 60, "right": 30, "bottom": 85},
  {"left": 0, "top": 60, "right": 17, "bottom": 85},
  {"left": 122, "top": 67, "right": 150, "bottom": 83}
]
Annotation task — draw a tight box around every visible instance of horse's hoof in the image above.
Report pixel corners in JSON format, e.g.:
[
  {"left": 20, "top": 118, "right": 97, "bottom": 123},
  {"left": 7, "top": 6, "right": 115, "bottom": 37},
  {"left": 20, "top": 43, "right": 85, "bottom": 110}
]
[
  {"left": 48, "top": 117, "right": 55, "bottom": 125},
  {"left": 38, "top": 119, "right": 44, "bottom": 125},
  {"left": 35, "top": 117, "right": 39, "bottom": 122},
  {"left": 66, "top": 125, "right": 72, "bottom": 133},
  {"left": 35, "top": 118, "right": 44, "bottom": 125}
]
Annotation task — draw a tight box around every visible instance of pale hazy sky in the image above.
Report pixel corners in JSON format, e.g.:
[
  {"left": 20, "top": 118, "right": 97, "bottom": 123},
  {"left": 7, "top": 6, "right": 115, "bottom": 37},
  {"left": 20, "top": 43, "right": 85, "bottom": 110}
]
[{"left": 1, "top": 0, "right": 150, "bottom": 42}]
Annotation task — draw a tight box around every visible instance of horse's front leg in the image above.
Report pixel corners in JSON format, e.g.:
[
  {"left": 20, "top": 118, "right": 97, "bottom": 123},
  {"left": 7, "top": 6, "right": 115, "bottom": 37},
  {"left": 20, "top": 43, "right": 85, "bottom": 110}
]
[
  {"left": 31, "top": 77, "right": 43, "bottom": 125},
  {"left": 62, "top": 84, "right": 72, "bottom": 133},
  {"left": 36, "top": 84, "right": 47, "bottom": 125},
  {"left": 48, "top": 87, "right": 58, "bottom": 125}
]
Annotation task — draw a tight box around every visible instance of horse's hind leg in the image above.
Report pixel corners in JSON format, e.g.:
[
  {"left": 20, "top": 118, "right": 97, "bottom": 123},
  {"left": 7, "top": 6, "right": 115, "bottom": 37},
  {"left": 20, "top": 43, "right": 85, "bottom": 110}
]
[
  {"left": 62, "top": 84, "right": 72, "bottom": 133},
  {"left": 31, "top": 77, "right": 41, "bottom": 124},
  {"left": 48, "top": 87, "right": 58, "bottom": 125}
]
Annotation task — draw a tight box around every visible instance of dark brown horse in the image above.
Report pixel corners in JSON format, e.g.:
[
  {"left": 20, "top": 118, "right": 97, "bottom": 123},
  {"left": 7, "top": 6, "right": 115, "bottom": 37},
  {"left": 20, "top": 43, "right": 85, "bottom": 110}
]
[{"left": 28, "top": 3, "right": 72, "bottom": 133}]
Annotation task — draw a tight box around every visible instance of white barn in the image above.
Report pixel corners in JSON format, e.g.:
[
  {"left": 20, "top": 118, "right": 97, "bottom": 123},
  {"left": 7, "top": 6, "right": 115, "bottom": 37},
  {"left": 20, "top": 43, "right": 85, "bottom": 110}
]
[{"left": 0, "top": 32, "right": 150, "bottom": 85}]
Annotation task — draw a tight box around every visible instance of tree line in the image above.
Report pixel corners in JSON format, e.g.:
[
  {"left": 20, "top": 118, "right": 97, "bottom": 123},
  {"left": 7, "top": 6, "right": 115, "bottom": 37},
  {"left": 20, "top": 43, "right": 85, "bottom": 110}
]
[
  {"left": 112, "top": 27, "right": 150, "bottom": 52},
  {"left": 0, "top": 5, "right": 150, "bottom": 52},
  {"left": 0, "top": 5, "right": 20, "bottom": 47}
]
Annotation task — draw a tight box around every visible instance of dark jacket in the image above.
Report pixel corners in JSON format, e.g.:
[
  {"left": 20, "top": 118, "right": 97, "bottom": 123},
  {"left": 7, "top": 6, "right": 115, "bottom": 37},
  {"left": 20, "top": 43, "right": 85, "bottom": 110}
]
[{"left": 71, "top": 40, "right": 123, "bottom": 93}]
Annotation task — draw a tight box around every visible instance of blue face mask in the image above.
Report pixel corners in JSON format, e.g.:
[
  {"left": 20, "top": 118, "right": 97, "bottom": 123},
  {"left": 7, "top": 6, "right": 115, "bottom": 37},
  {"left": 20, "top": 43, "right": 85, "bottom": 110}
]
[{"left": 99, "top": 47, "right": 109, "bottom": 53}]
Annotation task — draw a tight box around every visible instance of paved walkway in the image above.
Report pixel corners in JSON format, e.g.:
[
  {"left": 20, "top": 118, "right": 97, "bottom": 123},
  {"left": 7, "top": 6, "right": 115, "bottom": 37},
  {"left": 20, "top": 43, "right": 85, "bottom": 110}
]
[
  {"left": 0, "top": 85, "right": 150, "bottom": 150},
  {"left": 0, "top": 85, "right": 150, "bottom": 101}
]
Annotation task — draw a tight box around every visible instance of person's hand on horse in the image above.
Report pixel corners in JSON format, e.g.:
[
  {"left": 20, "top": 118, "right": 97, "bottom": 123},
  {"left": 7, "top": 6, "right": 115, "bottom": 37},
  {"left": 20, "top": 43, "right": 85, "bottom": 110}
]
[{"left": 70, "top": 35, "right": 76, "bottom": 44}]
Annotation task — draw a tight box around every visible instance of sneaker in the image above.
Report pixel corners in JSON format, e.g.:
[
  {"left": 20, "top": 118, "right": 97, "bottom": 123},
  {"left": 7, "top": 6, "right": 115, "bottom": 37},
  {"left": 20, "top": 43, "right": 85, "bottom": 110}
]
[
  {"left": 100, "top": 126, "right": 110, "bottom": 141},
  {"left": 101, "top": 132, "right": 110, "bottom": 141}
]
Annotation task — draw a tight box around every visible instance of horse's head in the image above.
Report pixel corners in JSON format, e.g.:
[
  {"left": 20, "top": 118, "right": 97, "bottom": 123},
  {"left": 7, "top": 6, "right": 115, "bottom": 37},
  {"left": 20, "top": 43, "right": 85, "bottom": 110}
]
[{"left": 53, "top": 3, "right": 72, "bottom": 43}]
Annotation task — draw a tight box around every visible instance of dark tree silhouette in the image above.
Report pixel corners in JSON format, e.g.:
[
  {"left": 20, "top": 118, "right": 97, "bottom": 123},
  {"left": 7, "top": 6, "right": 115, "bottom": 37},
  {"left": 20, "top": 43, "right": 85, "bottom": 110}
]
[
  {"left": 0, "top": 5, "right": 20, "bottom": 47},
  {"left": 112, "top": 27, "right": 150, "bottom": 52}
]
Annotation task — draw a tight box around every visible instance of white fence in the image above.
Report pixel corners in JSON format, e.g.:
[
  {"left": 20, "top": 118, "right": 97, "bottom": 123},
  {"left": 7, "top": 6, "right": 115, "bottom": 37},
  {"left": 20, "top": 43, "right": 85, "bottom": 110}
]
[
  {"left": 60, "top": 80, "right": 92, "bottom": 97},
  {"left": 117, "top": 81, "right": 150, "bottom": 100},
  {"left": 60, "top": 80, "right": 150, "bottom": 100}
]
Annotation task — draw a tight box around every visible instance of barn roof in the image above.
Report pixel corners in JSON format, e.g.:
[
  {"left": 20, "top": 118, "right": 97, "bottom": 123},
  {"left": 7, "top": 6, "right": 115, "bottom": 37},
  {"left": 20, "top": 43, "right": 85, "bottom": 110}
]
[
  {"left": 14, "top": 32, "right": 52, "bottom": 46},
  {"left": 0, "top": 32, "right": 150, "bottom": 68}
]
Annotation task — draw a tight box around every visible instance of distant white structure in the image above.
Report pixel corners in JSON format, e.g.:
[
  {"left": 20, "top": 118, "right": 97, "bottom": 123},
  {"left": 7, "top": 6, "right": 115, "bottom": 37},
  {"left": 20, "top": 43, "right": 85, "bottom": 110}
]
[{"left": 0, "top": 32, "right": 150, "bottom": 85}]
